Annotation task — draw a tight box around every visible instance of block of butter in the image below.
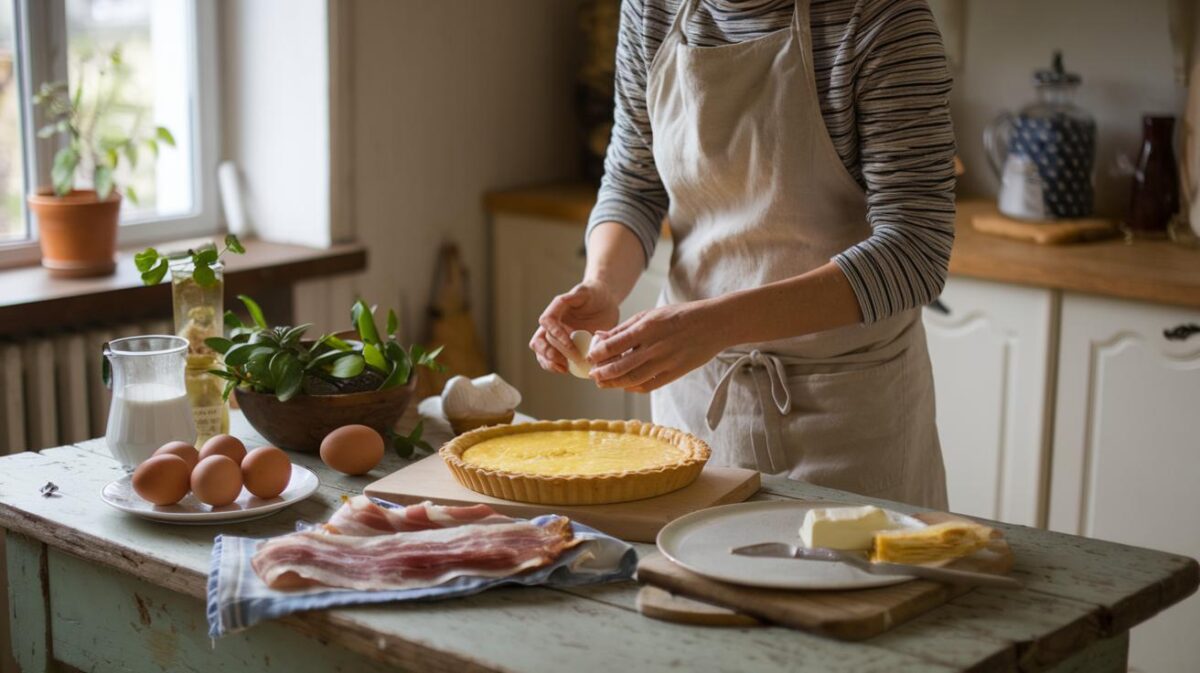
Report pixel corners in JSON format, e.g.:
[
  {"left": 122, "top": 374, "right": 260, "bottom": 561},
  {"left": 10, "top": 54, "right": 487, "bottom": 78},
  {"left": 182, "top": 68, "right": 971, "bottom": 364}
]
[{"left": 799, "top": 505, "right": 897, "bottom": 550}]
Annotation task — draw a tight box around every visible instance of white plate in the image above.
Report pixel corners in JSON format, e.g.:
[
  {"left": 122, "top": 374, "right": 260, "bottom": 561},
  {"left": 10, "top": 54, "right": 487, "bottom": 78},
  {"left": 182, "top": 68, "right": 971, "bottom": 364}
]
[
  {"left": 656, "top": 500, "right": 928, "bottom": 590},
  {"left": 101, "top": 465, "right": 320, "bottom": 525}
]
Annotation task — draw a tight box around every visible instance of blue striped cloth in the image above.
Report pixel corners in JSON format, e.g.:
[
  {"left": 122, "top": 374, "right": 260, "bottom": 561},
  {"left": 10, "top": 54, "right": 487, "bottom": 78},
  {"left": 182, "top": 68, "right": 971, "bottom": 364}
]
[{"left": 207, "top": 510, "right": 638, "bottom": 637}]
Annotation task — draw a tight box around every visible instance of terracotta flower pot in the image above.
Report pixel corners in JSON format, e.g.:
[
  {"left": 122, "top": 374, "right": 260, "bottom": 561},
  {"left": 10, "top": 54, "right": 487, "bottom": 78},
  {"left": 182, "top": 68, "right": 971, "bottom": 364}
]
[
  {"left": 235, "top": 374, "right": 418, "bottom": 453},
  {"left": 27, "top": 189, "right": 121, "bottom": 278}
]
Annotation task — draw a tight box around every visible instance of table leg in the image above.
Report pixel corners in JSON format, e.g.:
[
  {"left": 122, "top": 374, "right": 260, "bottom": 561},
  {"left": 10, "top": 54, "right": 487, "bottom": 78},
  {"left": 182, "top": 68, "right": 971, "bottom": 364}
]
[
  {"left": 1043, "top": 632, "right": 1129, "bottom": 673},
  {"left": 5, "top": 532, "right": 54, "bottom": 673}
]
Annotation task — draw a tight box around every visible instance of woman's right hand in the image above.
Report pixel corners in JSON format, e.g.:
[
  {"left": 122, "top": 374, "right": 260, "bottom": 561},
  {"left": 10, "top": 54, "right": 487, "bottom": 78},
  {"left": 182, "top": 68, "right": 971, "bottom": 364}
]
[{"left": 530, "top": 282, "right": 620, "bottom": 374}]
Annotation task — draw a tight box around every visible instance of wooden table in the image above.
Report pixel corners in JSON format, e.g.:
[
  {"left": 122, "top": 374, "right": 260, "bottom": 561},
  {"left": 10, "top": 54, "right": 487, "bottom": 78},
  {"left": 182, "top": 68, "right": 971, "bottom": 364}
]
[{"left": 2, "top": 413, "right": 1196, "bottom": 673}]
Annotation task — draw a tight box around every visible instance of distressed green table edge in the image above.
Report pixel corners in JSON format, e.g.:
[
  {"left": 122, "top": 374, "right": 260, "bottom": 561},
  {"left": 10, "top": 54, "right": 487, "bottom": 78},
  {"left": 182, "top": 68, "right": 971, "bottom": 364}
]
[{"left": 2, "top": 425, "right": 1196, "bottom": 673}]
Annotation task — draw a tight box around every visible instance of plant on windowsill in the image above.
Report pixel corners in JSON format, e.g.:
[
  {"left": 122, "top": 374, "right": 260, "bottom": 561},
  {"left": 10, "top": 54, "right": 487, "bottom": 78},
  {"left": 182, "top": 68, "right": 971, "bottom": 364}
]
[{"left": 28, "top": 45, "right": 175, "bottom": 278}]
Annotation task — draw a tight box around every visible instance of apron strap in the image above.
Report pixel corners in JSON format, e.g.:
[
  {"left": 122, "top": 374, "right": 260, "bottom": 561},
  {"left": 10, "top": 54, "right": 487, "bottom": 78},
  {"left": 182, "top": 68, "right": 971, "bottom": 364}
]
[{"left": 705, "top": 350, "right": 794, "bottom": 472}]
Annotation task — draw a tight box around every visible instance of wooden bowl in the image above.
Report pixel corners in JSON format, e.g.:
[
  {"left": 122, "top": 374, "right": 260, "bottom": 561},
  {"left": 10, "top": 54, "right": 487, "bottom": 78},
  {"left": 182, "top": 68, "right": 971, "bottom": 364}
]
[{"left": 235, "top": 375, "right": 417, "bottom": 453}]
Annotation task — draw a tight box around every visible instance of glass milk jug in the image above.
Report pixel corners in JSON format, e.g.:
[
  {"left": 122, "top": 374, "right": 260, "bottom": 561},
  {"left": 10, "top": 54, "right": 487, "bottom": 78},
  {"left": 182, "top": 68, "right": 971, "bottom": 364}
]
[{"left": 103, "top": 335, "right": 196, "bottom": 468}]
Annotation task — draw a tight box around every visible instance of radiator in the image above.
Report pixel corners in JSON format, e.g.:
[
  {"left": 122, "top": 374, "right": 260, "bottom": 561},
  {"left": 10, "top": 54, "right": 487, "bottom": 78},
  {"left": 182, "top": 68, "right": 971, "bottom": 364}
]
[{"left": 0, "top": 319, "right": 172, "bottom": 454}]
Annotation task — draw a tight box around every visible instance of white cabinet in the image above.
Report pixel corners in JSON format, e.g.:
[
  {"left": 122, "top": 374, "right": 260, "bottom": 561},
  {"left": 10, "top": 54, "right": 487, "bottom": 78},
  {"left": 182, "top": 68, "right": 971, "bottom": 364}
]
[
  {"left": 923, "top": 276, "right": 1056, "bottom": 527},
  {"left": 491, "top": 214, "right": 669, "bottom": 422},
  {"left": 1048, "top": 293, "right": 1200, "bottom": 673}
]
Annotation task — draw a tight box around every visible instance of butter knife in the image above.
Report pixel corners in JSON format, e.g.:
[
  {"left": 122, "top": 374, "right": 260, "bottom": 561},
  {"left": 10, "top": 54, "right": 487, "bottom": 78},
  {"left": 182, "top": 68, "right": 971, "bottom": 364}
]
[{"left": 730, "top": 542, "right": 1022, "bottom": 589}]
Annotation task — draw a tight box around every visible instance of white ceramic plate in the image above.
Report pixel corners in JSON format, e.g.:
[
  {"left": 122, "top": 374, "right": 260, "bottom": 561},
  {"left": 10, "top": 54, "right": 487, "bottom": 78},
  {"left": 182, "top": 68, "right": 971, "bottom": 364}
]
[
  {"left": 101, "top": 465, "right": 320, "bottom": 525},
  {"left": 656, "top": 500, "right": 928, "bottom": 590}
]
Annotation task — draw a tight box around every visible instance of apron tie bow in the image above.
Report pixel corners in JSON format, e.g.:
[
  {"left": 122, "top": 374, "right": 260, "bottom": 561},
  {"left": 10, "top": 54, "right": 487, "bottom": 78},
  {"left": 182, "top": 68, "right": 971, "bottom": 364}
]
[{"left": 705, "top": 350, "right": 793, "bottom": 473}]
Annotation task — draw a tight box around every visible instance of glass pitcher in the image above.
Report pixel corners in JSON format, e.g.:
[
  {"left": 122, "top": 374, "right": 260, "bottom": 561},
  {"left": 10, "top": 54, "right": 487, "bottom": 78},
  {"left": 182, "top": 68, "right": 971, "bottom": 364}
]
[{"left": 103, "top": 335, "right": 195, "bottom": 468}]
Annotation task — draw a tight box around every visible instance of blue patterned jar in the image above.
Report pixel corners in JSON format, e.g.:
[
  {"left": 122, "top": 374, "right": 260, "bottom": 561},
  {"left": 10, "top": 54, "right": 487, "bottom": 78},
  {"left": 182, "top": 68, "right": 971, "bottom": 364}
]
[{"left": 984, "top": 52, "right": 1097, "bottom": 220}]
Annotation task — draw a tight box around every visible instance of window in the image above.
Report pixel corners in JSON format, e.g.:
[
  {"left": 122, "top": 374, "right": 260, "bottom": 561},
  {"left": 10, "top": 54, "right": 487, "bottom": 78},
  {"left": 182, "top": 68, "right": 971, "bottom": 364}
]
[{"left": 0, "top": 0, "right": 218, "bottom": 266}]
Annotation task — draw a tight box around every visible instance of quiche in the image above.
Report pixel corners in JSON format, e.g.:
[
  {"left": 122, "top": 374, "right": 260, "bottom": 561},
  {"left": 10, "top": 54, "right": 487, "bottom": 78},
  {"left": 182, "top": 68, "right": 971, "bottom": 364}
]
[{"left": 440, "top": 420, "right": 711, "bottom": 505}]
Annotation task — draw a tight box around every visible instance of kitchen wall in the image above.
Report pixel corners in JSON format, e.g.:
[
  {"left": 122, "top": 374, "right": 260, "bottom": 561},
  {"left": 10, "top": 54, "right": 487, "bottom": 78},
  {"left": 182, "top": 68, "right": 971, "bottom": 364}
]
[
  {"left": 945, "top": 0, "right": 1189, "bottom": 219},
  {"left": 339, "top": 1, "right": 583, "bottom": 343}
]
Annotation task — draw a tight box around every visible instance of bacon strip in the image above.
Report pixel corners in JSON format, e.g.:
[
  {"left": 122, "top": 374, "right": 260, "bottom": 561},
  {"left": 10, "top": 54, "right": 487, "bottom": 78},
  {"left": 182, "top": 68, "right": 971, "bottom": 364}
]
[
  {"left": 323, "top": 496, "right": 514, "bottom": 536},
  {"left": 253, "top": 516, "right": 579, "bottom": 591}
]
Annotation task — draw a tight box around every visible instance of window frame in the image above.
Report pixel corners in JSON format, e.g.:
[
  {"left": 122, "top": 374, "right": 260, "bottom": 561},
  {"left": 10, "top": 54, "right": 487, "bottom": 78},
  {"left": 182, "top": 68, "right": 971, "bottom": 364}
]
[{"left": 0, "top": 0, "right": 220, "bottom": 268}]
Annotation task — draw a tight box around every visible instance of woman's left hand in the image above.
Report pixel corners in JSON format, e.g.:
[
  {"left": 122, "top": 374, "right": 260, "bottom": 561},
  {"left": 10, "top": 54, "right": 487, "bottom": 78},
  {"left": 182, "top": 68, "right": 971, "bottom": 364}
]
[{"left": 588, "top": 300, "right": 731, "bottom": 393}]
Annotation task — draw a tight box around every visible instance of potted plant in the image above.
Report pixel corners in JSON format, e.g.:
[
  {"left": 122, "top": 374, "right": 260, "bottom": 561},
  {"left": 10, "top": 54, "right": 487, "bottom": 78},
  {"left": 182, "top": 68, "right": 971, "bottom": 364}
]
[
  {"left": 206, "top": 295, "right": 444, "bottom": 454},
  {"left": 29, "top": 46, "right": 175, "bottom": 277}
]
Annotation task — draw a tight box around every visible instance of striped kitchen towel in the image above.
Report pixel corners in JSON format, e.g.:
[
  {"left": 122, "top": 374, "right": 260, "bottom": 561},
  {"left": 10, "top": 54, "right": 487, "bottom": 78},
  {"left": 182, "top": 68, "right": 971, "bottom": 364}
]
[{"left": 208, "top": 509, "right": 638, "bottom": 637}]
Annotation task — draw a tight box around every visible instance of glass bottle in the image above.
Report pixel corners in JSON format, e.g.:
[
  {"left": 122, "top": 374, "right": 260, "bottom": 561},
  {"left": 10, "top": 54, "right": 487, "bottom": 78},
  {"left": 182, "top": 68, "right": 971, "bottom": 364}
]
[
  {"left": 169, "top": 259, "right": 229, "bottom": 445},
  {"left": 1126, "top": 115, "right": 1180, "bottom": 237}
]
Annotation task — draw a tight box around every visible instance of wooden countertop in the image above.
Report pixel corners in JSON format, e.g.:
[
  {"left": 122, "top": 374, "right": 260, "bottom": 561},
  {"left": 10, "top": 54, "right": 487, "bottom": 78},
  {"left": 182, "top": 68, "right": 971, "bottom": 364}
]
[
  {"left": 0, "top": 238, "right": 367, "bottom": 337},
  {"left": 486, "top": 184, "right": 1200, "bottom": 309},
  {"left": 1, "top": 410, "right": 1196, "bottom": 672}
]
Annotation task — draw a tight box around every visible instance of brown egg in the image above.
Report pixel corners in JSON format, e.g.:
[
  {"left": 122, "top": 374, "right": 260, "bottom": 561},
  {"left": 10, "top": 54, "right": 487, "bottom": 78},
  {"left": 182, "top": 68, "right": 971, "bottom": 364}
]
[
  {"left": 320, "top": 424, "right": 384, "bottom": 475},
  {"left": 131, "top": 455, "right": 191, "bottom": 506},
  {"left": 241, "top": 446, "right": 292, "bottom": 499},
  {"left": 199, "top": 434, "right": 247, "bottom": 465},
  {"left": 153, "top": 441, "right": 199, "bottom": 471},
  {"left": 191, "top": 455, "right": 244, "bottom": 507}
]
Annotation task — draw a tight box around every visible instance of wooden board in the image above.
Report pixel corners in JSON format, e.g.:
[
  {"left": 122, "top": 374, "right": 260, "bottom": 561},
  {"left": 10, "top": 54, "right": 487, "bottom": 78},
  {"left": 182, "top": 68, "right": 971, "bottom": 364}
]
[
  {"left": 636, "top": 512, "right": 1014, "bottom": 641},
  {"left": 636, "top": 585, "right": 761, "bottom": 627},
  {"left": 364, "top": 455, "right": 761, "bottom": 542},
  {"left": 971, "top": 211, "right": 1118, "bottom": 245}
]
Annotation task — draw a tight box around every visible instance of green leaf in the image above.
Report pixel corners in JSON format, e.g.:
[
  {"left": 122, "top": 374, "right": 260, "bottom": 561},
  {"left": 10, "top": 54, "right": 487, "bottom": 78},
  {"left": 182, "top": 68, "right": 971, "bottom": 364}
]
[
  {"left": 324, "top": 335, "right": 352, "bottom": 351},
  {"left": 362, "top": 342, "right": 387, "bottom": 371},
  {"left": 192, "top": 262, "right": 216, "bottom": 287},
  {"left": 124, "top": 185, "right": 139, "bottom": 205},
  {"left": 330, "top": 353, "right": 365, "bottom": 378},
  {"left": 280, "top": 323, "right": 311, "bottom": 347},
  {"left": 123, "top": 139, "right": 138, "bottom": 168},
  {"left": 194, "top": 247, "right": 219, "bottom": 265},
  {"left": 308, "top": 348, "right": 346, "bottom": 369},
  {"left": 156, "top": 126, "right": 176, "bottom": 147},
  {"left": 386, "top": 310, "right": 398, "bottom": 338},
  {"left": 206, "top": 368, "right": 240, "bottom": 382},
  {"left": 140, "top": 259, "right": 169, "bottom": 285},
  {"left": 93, "top": 165, "right": 113, "bottom": 201},
  {"left": 381, "top": 344, "right": 411, "bottom": 389},
  {"left": 389, "top": 421, "right": 433, "bottom": 459},
  {"left": 276, "top": 359, "right": 303, "bottom": 402},
  {"left": 144, "top": 138, "right": 158, "bottom": 158},
  {"left": 351, "top": 300, "right": 381, "bottom": 345},
  {"left": 204, "top": 337, "right": 233, "bottom": 353},
  {"left": 238, "top": 295, "right": 268, "bottom": 329},
  {"left": 134, "top": 248, "right": 160, "bottom": 273},
  {"left": 246, "top": 350, "right": 273, "bottom": 383},
  {"left": 224, "top": 234, "right": 245, "bottom": 254},
  {"left": 224, "top": 310, "right": 244, "bottom": 330},
  {"left": 224, "top": 343, "right": 271, "bottom": 367},
  {"left": 50, "top": 146, "right": 79, "bottom": 195},
  {"left": 221, "top": 379, "right": 236, "bottom": 401}
]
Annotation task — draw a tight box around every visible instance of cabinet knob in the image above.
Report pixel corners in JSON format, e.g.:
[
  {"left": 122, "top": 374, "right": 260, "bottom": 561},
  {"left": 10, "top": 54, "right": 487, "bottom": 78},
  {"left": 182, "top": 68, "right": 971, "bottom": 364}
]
[
  {"left": 927, "top": 298, "right": 951, "bottom": 315},
  {"left": 1163, "top": 323, "right": 1200, "bottom": 341}
]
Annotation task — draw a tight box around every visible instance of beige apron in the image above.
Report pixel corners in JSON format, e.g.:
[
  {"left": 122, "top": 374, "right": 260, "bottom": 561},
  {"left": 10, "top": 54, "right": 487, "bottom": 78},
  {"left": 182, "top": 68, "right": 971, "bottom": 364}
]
[{"left": 646, "top": 0, "right": 947, "bottom": 508}]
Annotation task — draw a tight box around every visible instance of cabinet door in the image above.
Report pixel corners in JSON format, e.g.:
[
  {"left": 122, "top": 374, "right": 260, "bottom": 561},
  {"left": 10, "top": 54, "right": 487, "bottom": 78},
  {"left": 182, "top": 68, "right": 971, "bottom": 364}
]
[
  {"left": 1049, "top": 293, "right": 1200, "bottom": 673},
  {"left": 922, "top": 276, "right": 1056, "bottom": 526},
  {"left": 492, "top": 215, "right": 670, "bottom": 422}
]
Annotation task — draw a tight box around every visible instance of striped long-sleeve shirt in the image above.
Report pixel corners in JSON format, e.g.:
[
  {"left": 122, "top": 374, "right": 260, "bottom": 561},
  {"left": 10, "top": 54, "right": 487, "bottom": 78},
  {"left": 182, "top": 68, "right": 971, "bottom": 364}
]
[{"left": 587, "top": 0, "right": 957, "bottom": 324}]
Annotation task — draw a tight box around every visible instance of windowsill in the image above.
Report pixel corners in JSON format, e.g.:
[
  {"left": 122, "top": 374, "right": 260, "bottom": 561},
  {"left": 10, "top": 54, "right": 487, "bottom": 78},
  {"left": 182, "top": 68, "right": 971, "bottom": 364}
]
[{"left": 0, "top": 237, "right": 367, "bottom": 337}]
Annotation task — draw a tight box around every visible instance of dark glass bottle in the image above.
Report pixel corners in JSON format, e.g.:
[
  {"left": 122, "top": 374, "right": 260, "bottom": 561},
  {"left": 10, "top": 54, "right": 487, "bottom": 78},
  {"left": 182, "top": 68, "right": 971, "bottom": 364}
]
[{"left": 1126, "top": 115, "right": 1180, "bottom": 236}]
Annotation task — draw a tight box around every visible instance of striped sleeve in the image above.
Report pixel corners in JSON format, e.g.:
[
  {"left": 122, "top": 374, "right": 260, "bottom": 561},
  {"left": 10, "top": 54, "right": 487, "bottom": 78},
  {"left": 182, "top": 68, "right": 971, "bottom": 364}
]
[
  {"left": 584, "top": 0, "right": 669, "bottom": 266},
  {"left": 830, "top": 0, "right": 957, "bottom": 324}
]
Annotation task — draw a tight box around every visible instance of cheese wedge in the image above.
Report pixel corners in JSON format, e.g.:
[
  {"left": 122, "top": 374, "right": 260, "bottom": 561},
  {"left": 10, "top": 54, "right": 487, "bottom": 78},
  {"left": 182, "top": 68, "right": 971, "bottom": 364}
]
[
  {"left": 871, "top": 520, "right": 993, "bottom": 565},
  {"left": 799, "top": 505, "right": 896, "bottom": 550}
]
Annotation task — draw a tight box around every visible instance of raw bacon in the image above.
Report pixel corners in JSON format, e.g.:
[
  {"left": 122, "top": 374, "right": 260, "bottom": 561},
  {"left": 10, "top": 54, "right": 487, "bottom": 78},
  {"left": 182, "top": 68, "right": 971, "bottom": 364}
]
[
  {"left": 253, "top": 516, "right": 579, "bottom": 591},
  {"left": 323, "top": 496, "right": 514, "bottom": 536}
]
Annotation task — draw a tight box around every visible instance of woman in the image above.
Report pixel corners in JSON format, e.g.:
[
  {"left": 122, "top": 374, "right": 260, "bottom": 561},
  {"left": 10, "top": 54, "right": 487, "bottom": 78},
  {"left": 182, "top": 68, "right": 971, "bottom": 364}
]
[{"left": 530, "top": 0, "right": 955, "bottom": 508}]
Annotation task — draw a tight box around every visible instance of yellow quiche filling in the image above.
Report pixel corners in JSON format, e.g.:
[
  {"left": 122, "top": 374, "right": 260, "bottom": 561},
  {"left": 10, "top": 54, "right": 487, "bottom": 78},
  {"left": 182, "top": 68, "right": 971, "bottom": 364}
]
[{"left": 460, "top": 430, "right": 686, "bottom": 476}]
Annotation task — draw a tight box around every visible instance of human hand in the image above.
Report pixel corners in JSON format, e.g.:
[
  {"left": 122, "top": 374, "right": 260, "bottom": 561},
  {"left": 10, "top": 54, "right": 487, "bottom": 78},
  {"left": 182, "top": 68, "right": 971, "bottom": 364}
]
[
  {"left": 588, "top": 300, "right": 729, "bottom": 393},
  {"left": 529, "top": 282, "right": 620, "bottom": 374}
]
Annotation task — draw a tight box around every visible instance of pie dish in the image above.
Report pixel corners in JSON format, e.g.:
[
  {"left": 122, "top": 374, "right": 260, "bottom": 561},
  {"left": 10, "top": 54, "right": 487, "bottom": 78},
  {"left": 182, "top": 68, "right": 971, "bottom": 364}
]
[{"left": 439, "top": 419, "right": 711, "bottom": 505}]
